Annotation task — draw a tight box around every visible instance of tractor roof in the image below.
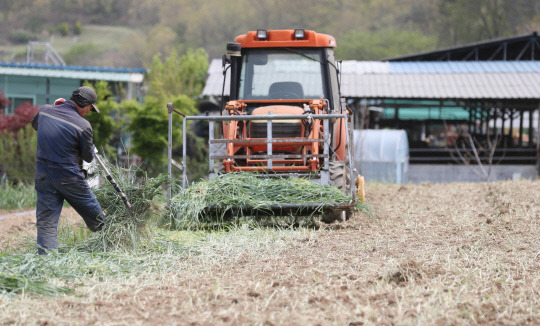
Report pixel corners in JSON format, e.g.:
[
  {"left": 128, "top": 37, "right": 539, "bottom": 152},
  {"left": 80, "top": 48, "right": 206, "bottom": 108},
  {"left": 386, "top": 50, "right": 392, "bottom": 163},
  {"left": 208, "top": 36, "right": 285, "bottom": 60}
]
[{"left": 235, "top": 30, "right": 336, "bottom": 48}]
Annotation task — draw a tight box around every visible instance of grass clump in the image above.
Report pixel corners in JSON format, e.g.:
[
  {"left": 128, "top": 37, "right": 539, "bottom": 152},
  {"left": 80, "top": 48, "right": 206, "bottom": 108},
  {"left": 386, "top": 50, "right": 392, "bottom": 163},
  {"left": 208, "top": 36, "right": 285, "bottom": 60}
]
[
  {"left": 82, "top": 162, "right": 168, "bottom": 252},
  {"left": 167, "top": 172, "right": 365, "bottom": 229}
]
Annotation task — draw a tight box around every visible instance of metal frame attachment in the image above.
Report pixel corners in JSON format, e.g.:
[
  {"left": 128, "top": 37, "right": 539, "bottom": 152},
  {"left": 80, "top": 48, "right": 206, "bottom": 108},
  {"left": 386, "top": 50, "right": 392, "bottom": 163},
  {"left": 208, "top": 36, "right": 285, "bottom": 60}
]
[
  {"left": 167, "top": 103, "right": 186, "bottom": 206},
  {"left": 167, "top": 110, "right": 356, "bottom": 206}
]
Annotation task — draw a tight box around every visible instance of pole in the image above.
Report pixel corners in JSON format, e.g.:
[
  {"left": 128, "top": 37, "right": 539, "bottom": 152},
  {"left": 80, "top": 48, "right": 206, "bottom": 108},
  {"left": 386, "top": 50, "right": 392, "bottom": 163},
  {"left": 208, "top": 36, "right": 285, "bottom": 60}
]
[
  {"left": 267, "top": 112, "right": 273, "bottom": 171},
  {"left": 167, "top": 103, "right": 173, "bottom": 206},
  {"left": 209, "top": 119, "right": 215, "bottom": 175},
  {"left": 323, "top": 118, "right": 329, "bottom": 171},
  {"left": 45, "top": 78, "right": 50, "bottom": 104},
  {"left": 182, "top": 117, "right": 187, "bottom": 188},
  {"left": 344, "top": 115, "right": 356, "bottom": 200}
]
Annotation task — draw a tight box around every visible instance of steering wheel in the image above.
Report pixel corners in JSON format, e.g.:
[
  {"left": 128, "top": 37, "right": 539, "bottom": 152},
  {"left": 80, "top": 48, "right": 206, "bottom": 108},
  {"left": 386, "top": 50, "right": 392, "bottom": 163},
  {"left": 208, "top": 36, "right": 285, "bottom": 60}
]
[{"left": 269, "top": 91, "right": 300, "bottom": 99}]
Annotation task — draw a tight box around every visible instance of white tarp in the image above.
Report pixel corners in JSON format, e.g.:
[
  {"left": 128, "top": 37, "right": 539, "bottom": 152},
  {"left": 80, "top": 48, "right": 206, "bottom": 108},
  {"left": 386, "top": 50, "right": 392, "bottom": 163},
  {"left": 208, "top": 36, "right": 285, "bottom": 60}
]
[{"left": 354, "top": 129, "right": 409, "bottom": 184}]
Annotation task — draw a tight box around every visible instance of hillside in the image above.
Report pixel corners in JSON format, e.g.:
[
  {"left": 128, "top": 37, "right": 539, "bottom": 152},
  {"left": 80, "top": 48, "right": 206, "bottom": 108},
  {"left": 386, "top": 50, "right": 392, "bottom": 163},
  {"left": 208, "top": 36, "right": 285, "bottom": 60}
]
[
  {"left": 0, "top": 25, "right": 136, "bottom": 67},
  {"left": 1, "top": 0, "right": 539, "bottom": 68}
]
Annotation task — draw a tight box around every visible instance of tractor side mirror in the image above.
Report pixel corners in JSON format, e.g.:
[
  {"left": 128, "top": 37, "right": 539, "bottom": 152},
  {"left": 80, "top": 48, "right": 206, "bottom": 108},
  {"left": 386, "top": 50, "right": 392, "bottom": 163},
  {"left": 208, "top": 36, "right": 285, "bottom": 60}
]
[
  {"left": 226, "top": 42, "right": 241, "bottom": 57},
  {"left": 222, "top": 54, "right": 230, "bottom": 68}
]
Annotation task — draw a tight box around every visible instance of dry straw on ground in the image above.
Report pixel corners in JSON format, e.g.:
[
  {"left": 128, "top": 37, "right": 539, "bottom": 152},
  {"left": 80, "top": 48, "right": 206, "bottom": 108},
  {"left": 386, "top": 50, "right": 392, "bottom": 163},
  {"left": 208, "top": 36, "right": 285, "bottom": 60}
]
[{"left": 1, "top": 179, "right": 539, "bottom": 325}]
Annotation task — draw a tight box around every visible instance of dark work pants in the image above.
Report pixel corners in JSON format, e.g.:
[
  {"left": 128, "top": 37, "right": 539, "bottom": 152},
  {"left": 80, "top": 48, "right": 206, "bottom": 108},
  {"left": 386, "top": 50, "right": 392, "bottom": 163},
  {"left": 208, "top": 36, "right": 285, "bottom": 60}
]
[{"left": 35, "top": 159, "right": 104, "bottom": 255}]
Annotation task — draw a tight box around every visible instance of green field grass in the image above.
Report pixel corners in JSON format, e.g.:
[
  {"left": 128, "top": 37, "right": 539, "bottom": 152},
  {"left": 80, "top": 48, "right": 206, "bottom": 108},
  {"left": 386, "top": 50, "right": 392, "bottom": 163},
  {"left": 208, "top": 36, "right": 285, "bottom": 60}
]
[
  {"left": 0, "top": 25, "right": 135, "bottom": 64},
  {"left": 49, "top": 25, "right": 134, "bottom": 54},
  {"left": 0, "top": 179, "right": 36, "bottom": 211}
]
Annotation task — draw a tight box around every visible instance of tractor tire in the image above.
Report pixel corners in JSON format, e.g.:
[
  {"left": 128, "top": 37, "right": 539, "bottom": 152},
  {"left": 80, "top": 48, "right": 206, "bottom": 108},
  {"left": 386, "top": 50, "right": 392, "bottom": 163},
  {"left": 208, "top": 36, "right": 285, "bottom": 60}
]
[
  {"left": 321, "top": 160, "right": 353, "bottom": 223},
  {"left": 213, "top": 161, "right": 225, "bottom": 174},
  {"left": 329, "top": 160, "right": 351, "bottom": 193}
]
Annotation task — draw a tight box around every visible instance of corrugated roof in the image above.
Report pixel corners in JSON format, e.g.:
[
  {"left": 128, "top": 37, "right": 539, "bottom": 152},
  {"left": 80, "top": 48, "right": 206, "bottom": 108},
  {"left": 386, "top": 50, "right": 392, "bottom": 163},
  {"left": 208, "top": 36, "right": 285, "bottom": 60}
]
[
  {"left": 203, "top": 59, "right": 540, "bottom": 99},
  {"left": 0, "top": 62, "right": 145, "bottom": 83},
  {"left": 344, "top": 60, "right": 540, "bottom": 74},
  {"left": 386, "top": 32, "right": 540, "bottom": 61},
  {"left": 202, "top": 59, "right": 230, "bottom": 97}
]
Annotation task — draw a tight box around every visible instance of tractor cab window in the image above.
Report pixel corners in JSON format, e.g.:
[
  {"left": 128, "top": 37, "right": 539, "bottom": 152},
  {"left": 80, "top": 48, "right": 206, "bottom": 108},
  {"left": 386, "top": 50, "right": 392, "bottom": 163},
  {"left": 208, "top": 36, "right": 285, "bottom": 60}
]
[{"left": 238, "top": 49, "right": 325, "bottom": 100}]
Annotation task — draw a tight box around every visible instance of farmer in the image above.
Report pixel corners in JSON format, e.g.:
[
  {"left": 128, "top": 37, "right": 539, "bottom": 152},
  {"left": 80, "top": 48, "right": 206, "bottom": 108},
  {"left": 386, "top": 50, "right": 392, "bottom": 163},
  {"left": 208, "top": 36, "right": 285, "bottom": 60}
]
[{"left": 31, "top": 86, "right": 105, "bottom": 255}]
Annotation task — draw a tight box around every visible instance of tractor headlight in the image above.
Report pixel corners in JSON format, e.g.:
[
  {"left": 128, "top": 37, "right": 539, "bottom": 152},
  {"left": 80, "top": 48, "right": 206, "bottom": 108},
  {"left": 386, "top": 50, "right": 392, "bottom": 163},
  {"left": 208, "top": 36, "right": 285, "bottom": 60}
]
[
  {"left": 294, "top": 29, "right": 305, "bottom": 39},
  {"left": 257, "top": 29, "right": 268, "bottom": 40}
]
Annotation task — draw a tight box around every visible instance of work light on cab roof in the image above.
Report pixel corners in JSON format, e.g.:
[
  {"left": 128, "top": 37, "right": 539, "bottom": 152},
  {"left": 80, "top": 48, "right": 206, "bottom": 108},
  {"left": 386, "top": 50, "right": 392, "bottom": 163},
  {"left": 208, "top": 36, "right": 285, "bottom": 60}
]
[{"left": 233, "top": 29, "right": 337, "bottom": 47}]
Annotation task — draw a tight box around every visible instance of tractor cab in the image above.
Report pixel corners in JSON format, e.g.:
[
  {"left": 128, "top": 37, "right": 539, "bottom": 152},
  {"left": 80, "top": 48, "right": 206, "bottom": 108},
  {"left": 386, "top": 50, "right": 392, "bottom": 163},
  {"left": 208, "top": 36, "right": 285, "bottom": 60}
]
[
  {"left": 220, "top": 29, "right": 350, "bottom": 174},
  {"left": 227, "top": 30, "right": 340, "bottom": 110}
]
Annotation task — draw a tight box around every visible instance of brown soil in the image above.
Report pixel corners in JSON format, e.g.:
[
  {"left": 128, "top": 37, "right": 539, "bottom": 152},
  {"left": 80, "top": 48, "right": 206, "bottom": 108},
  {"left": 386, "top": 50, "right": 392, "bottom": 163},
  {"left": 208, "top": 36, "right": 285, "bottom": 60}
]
[
  {"left": 0, "top": 207, "right": 85, "bottom": 248},
  {"left": 1, "top": 180, "right": 539, "bottom": 325}
]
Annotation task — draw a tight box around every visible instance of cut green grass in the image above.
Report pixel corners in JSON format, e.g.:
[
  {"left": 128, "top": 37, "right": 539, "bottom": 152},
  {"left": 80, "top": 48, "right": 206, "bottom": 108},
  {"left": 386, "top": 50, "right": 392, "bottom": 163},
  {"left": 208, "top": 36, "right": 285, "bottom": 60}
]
[
  {"left": 1, "top": 164, "right": 373, "bottom": 298},
  {"left": 0, "top": 221, "right": 309, "bottom": 297},
  {"left": 167, "top": 172, "right": 369, "bottom": 229},
  {"left": 0, "top": 272, "right": 72, "bottom": 296}
]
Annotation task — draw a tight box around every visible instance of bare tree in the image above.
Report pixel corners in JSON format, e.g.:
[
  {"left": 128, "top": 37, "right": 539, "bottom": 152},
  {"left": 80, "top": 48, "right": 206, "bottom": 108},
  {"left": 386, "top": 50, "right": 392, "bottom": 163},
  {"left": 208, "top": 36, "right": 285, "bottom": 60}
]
[{"left": 444, "top": 119, "right": 503, "bottom": 182}]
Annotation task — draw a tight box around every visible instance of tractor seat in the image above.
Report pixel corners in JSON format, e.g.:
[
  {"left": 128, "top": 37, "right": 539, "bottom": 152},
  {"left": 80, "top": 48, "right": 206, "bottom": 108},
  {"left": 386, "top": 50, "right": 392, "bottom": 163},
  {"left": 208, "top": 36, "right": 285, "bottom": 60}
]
[{"left": 268, "top": 82, "right": 304, "bottom": 99}]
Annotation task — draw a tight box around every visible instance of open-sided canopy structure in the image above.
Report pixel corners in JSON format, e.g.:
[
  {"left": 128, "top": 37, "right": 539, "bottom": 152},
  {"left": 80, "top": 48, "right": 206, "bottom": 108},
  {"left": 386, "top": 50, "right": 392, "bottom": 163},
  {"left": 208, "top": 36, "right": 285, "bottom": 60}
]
[{"left": 202, "top": 32, "right": 540, "bottom": 173}]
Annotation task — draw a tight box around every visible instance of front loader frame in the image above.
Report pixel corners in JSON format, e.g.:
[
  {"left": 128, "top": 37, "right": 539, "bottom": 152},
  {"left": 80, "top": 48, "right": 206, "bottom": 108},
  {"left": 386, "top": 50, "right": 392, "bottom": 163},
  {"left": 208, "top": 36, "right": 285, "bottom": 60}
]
[{"left": 167, "top": 104, "right": 356, "bottom": 216}]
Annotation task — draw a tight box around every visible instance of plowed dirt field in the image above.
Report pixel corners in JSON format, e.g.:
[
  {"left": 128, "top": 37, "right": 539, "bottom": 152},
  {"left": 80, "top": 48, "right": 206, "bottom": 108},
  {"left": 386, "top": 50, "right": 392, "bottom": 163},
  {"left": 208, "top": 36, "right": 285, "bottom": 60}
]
[{"left": 1, "top": 180, "right": 539, "bottom": 325}]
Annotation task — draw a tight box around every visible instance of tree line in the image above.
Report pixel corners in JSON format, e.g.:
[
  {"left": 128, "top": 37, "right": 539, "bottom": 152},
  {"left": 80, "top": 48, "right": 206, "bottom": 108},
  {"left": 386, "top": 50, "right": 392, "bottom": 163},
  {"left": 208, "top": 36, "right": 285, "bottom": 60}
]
[{"left": 1, "top": 0, "right": 539, "bottom": 66}]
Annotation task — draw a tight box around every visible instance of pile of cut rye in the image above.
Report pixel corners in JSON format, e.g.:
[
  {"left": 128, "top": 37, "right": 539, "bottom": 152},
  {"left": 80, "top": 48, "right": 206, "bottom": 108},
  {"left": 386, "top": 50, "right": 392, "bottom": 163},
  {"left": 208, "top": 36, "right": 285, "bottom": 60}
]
[{"left": 88, "top": 159, "right": 368, "bottom": 250}]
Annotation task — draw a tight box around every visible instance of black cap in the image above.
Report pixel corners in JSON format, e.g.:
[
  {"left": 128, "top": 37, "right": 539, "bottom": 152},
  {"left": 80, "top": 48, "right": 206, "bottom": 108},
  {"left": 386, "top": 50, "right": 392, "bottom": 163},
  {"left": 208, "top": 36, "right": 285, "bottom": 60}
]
[{"left": 72, "top": 86, "right": 100, "bottom": 113}]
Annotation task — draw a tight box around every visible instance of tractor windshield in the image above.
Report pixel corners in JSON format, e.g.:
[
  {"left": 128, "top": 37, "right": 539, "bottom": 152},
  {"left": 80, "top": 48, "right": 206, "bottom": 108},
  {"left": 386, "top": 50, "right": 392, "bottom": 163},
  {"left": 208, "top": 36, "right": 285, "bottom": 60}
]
[{"left": 238, "top": 49, "right": 325, "bottom": 100}]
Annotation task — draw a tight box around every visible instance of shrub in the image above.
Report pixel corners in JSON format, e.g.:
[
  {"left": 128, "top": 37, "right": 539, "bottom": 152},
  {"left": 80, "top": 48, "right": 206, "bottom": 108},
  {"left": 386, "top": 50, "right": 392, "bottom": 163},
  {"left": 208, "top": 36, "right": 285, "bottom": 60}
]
[
  {"left": 63, "top": 42, "right": 104, "bottom": 65},
  {"left": 0, "top": 101, "right": 39, "bottom": 133},
  {"left": 82, "top": 80, "right": 116, "bottom": 152},
  {"left": 0, "top": 176, "right": 37, "bottom": 210},
  {"left": 57, "top": 22, "right": 70, "bottom": 36},
  {"left": 8, "top": 29, "right": 38, "bottom": 44},
  {"left": 0, "top": 92, "right": 39, "bottom": 183},
  {"left": 0, "top": 125, "right": 37, "bottom": 184},
  {"left": 73, "top": 21, "right": 82, "bottom": 35}
]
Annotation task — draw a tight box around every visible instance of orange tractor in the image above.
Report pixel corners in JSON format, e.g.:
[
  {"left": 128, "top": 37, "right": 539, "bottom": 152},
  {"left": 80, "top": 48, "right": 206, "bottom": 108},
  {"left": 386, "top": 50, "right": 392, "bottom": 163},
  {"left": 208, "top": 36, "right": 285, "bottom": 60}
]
[{"left": 175, "top": 29, "right": 357, "bottom": 220}]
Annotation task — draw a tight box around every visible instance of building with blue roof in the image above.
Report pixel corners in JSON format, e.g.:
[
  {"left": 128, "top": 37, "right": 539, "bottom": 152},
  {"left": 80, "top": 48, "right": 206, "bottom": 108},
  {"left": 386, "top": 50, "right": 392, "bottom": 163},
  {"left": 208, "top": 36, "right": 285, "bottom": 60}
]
[{"left": 0, "top": 62, "right": 146, "bottom": 114}]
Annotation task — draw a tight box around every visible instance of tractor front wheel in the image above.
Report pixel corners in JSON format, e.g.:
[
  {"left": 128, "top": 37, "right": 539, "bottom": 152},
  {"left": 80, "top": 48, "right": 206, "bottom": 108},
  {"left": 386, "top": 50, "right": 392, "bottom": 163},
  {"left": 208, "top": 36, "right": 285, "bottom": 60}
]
[{"left": 321, "top": 160, "right": 353, "bottom": 223}]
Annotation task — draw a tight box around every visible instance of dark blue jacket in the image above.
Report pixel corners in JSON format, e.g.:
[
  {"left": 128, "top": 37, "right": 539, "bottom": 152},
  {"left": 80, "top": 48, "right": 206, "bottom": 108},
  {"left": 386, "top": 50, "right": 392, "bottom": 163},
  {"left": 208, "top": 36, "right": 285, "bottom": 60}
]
[{"left": 31, "top": 101, "right": 95, "bottom": 169}]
